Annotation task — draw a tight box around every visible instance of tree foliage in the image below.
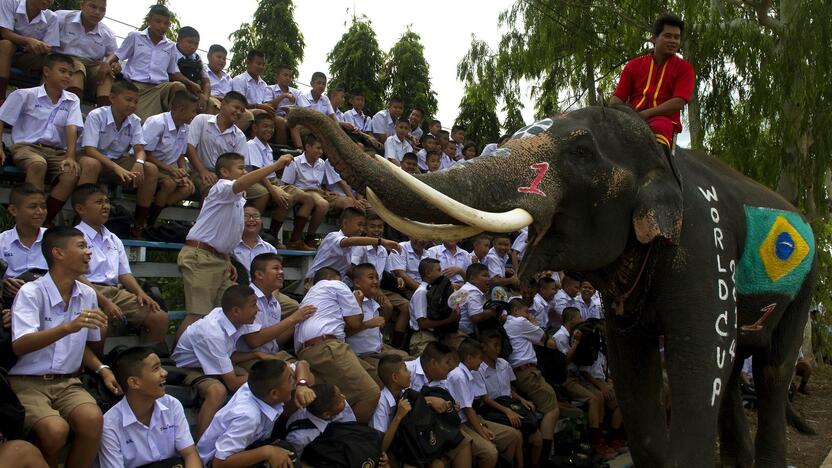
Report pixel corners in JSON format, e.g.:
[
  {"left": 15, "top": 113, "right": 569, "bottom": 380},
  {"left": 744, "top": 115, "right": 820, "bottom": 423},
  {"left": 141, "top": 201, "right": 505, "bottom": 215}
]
[
  {"left": 228, "top": 0, "right": 305, "bottom": 80},
  {"left": 52, "top": 0, "right": 80, "bottom": 10},
  {"left": 382, "top": 28, "right": 437, "bottom": 124},
  {"left": 327, "top": 17, "right": 386, "bottom": 114},
  {"left": 139, "top": 0, "right": 181, "bottom": 41},
  {"left": 454, "top": 80, "right": 501, "bottom": 150}
]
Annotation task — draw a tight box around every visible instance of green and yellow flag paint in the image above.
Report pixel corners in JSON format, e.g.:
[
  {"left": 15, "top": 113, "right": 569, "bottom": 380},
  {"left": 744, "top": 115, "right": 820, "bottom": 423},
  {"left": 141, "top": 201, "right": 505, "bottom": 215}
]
[{"left": 736, "top": 207, "right": 814, "bottom": 298}]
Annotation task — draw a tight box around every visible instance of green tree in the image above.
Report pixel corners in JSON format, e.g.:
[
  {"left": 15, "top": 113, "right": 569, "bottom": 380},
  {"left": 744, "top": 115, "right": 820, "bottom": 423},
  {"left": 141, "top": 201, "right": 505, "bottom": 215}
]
[
  {"left": 382, "top": 28, "right": 437, "bottom": 123},
  {"left": 327, "top": 16, "right": 386, "bottom": 114},
  {"left": 502, "top": 94, "right": 526, "bottom": 136},
  {"left": 455, "top": 80, "right": 500, "bottom": 149},
  {"left": 52, "top": 0, "right": 80, "bottom": 10},
  {"left": 228, "top": 0, "right": 305, "bottom": 81},
  {"left": 139, "top": 0, "right": 181, "bottom": 41}
]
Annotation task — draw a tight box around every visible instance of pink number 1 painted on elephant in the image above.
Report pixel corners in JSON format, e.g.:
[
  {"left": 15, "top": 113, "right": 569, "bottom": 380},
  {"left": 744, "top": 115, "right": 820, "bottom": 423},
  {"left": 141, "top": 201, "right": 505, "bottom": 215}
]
[{"left": 518, "top": 162, "right": 550, "bottom": 196}]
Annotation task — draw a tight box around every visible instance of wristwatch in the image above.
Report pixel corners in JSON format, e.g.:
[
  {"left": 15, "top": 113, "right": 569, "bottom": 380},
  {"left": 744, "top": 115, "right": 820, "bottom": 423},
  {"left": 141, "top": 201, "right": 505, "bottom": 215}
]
[
  {"left": 296, "top": 379, "right": 309, "bottom": 387},
  {"left": 135, "top": 159, "right": 146, "bottom": 165},
  {"left": 95, "top": 364, "right": 110, "bottom": 375}
]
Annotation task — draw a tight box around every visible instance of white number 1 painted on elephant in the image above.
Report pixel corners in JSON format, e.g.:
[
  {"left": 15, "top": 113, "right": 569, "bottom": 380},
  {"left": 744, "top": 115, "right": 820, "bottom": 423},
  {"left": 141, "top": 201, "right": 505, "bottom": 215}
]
[{"left": 518, "top": 162, "right": 549, "bottom": 196}]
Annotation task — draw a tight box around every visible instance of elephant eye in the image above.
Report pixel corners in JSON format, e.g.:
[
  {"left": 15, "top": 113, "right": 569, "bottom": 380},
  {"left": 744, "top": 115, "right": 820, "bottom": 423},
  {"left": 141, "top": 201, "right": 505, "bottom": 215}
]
[{"left": 574, "top": 145, "right": 593, "bottom": 159}]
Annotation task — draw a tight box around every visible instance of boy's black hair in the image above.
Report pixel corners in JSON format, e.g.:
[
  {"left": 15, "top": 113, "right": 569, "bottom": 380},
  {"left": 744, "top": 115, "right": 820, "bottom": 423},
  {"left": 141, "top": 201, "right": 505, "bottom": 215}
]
[
  {"left": 307, "top": 383, "right": 338, "bottom": 418},
  {"left": 147, "top": 3, "right": 172, "bottom": 18},
  {"left": 653, "top": 12, "right": 684, "bottom": 36},
  {"left": 351, "top": 262, "right": 377, "bottom": 281},
  {"left": 246, "top": 49, "right": 266, "bottom": 61},
  {"left": 471, "top": 234, "right": 492, "bottom": 246},
  {"left": 425, "top": 152, "right": 441, "bottom": 163},
  {"left": 492, "top": 232, "right": 511, "bottom": 242},
  {"left": 42, "top": 226, "right": 84, "bottom": 267},
  {"left": 421, "top": 341, "right": 453, "bottom": 365},
  {"left": 250, "top": 252, "right": 283, "bottom": 278},
  {"left": 451, "top": 125, "right": 465, "bottom": 133},
  {"left": 509, "top": 298, "right": 528, "bottom": 314},
  {"left": 366, "top": 211, "right": 383, "bottom": 223},
  {"left": 378, "top": 354, "right": 405, "bottom": 388},
  {"left": 387, "top": 96, "right": 403, "bottom": 105},
  {"left": 310, "top": 71, "right": 327, "bottom": 83},
  {"left": 110, "top": 78, "right": 139, "bottom": 96},
  {"left": 438, "top": 129, "right": 450, "bottom": 137},
  {"left": 562, "top": 306, "right": 581, "bottom": 324},
  {"left": 44, "top": 53, "right": 74, "bottom": 69},
  {"left": 458, "top": 338, "right": 483, "bottom": 361},
  {"left": 465, "top": 263, "right": 489, "bottom": 281},
  {"left": 350, "top": 89, "right": 365, "bottom": 98},
  {"left": 340, "top": 206, "right": 365, "bottom": 223},
  {"left": 215, "top": 152, "right": 245, "bottom": 176},
  {"left": 562, "top": 272, "right": 581, "bottom": 284},
  {"left": 221, "top": 284, "right": 255, "bottom": 313},
  {"left": 113, "top": 346, "right": 156, "bottom": 392},
  {"left": 480, "top": 328, "right": 502, "bottom": 343},
  {"left": 410, "top": 107, "right": 425, "bottom": 117},
  {"left": 396, "top": 118, "right": 410, "bottom": 126},
  {"left": 276, "top": 64, "right": 294, "bottom": 74},
  {"left": 537, "top": 276, "right": 557, "bottom": 289},
  {"left": 253, "top": 112, "right": 275, "bottom": 124},
  {"left": 313, "top": 267, "right": 341, "bottom": 284},
  {"left": 249, "top": 359, "right": 289, "bottom": 400},
  {"left": 401, "top": 152, "right": 417, "bottom": 163},
  {"left": 429, "top": 119, "right": 441, "bottom": 126},
  {"left": 462, "top": 142, "right": 477, "bottom": 155},
  {"left": 418, "top": 258, "right": 440, "bottom": 279},
  {"left": 177, "top": 26, "right": 199, "bottom": 40},
  {"left": 171, "top": 90, "right": 199, "bottom": 110},
  {"left": 327, "top": 87, "right": 345, "bottom": 97},
  {"left": 303, "top": 133, "right": 319, "bottom": 148},
  {"left": 222, "top": 90, "right": 248, "bottom": 108},
  {"left": 499, "top": 134, "right": 512, "bottom": 144},
  {"left": 9, "top": 182, "right": 44, "bottom": 206},
  {"left": 71, "top": 183, "right": 107, "bottom": 209},
  {"left": 420, "top": 134, "right": 436, "bottom": 144},
  {"left": 208, "top": 44, "right": 227, "bottom": 55}
]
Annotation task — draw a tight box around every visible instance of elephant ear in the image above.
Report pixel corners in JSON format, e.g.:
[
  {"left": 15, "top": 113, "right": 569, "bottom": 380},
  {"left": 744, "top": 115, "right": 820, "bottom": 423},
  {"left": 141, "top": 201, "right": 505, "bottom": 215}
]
[{"left": 632, "top": 168, "right": 683, "bottom": 245}]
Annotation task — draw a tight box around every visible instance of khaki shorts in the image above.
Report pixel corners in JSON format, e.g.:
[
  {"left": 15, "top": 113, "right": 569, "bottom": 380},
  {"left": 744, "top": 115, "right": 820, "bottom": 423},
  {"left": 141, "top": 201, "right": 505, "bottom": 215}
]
[
  {"left": 11, "top": 144, "right": 70, "bottom": 182},
  {"left": 189, "top": 170, "right": 216, "bottom": 197},
  {"left": 82, "top": 154, "right": 138, "bottom": 185},
  {"left": 282, "top": 185, "right": 339, "bottom": 207},
  {"left": 67, "top": 56, "right": 105, "bottom": 81},
  {"left": 180, "top": 367, "right": 227, "bottom": 396},
  {"left": 562, "top": 376, "right": 600, "bottom": 401},
  {"left": 9, "top": 376, "right": 97, "bottom": 432},
  {"left": 408, "top": 330, "right": 437, "bottom": 356},
  {"left": 277, "top": 291, "right": 300, "bottom": 318},
  {"left": 133, "top": 81, "right": 187, "bottom": 121},
  {"left": 92, "top": 284, "right": 152, "bottom": 333},
  {"left": 461, "top": 417, "right": 522, "bottom": 462},
  {"left": 358, "top": 345, "right": 410, "bottom": 386},
  {"left": 237, "top": 350, "right": 297, "bottom": 373},
  {"left": 298, "top": 339, "right": 379, "bottom": 406},
  {"left": 177, "top": 245, "right": 233, "bottom": 316},
  {"left": 246, "top": 179, "right": 290, "bottom": 201},
  {"left": 383, "top": 289, "right": 409, "bottom": 309},
  {"left": 514, "top": 366, "right": 558, "bottom": 413}
]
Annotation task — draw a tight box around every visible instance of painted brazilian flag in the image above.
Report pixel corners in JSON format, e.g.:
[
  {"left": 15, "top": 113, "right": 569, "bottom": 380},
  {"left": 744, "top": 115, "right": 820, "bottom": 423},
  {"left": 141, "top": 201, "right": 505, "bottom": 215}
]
[{"left": 736, "top": 206, "right": 815, "bottom": 298}]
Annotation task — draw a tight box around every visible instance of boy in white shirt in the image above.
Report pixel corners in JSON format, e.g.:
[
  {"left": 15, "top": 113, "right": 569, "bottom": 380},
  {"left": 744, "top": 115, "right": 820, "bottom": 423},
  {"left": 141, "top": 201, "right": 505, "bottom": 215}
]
[
  {"left": 298, "top": 71, "right": 335, "bottom": 118},
  {"left": 205, "top": 44, "right": 231, "bottom": 100},
  {"left": 469, "top": 234, "right": 491, "bottom": 264},
  {"left": 416, "top": 134, "right": 440, "bottom": 172},
  {"left": 553, "top": 274, "right": 582, "bottom": 319},
  {"left": 531, "top": 276, "right": 558, "bottom": 329},
  {"left": 0, "top": 184, "right": 47, "bottom": 304},
  {"left": 55, "top": 0, "right": 119, "bottom": 105},
  {"left": 342, "top": 89, "right": 373, "bottom": 132},
  {"left": 579, "top": 280, "right": 603, "bottom": 320},
  {"left": 294, "top": 267, "right": 380, "bottom": 422},
  {"left": 384, "top": 118, "right": 413, "bottom": 165},
  {"left": 0, "top": 53, "right": 83, "bottom": 226},
  {"left": 280, "top": 134, "right": 334, "bottom": 248},
  {"left": 428, "top": 240, "right": 472, "bottom": 284},
  {"left": 285, "top": 383, "right": 357, "bottom": 457},
  {"left": 0, "top": 0, "right": 60, "bottom": 101},
  {"left": 9, "top": 226, "right": 115, "bottom": 467},
  {"left": 407, "top": 258, "right": 459, "bottom": 355},
  {"left": 455, "top": 264, "right": 497, "bottom": 338},
  {"left": 99, "top": 347, "right": 200, "bottom": 468},
  {"left": 387, "top": 236, "right": 430, "bottom": 296},
  {"left": 142, "top": 91, "right": 199, "bottom": 223},
  {"left": 270, "top": 64, "right": 301, "bottom": 145},
  {"left": 173, "top": 26, "right": 209, "bottom": 112},
  {"left": 484, "top": 234, "right": 520, "bottom": 289},
  {"left": 371, "top": 96, "right": 404, "bottom": 142},
  {"left": 408, "top": 107, "right": 425, "bottom": 143}
]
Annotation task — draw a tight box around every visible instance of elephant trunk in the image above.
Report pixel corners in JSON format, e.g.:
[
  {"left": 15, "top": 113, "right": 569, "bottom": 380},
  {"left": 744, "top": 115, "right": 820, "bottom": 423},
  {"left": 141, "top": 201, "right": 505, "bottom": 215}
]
[{"left": 288, "top": 108, "right": 535, "bottom": 240}]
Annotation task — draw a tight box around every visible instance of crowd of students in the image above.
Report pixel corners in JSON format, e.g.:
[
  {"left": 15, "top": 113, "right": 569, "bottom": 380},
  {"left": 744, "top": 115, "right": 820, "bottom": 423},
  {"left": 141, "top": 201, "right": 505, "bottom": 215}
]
[{"left": 0, "top": 1, "right": 638, "bottom": 467}]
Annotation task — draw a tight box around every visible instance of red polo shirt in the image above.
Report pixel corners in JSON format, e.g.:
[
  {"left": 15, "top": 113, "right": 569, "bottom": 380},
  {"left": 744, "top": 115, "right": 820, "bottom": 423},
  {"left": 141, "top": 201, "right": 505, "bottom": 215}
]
[{"left": 613, "top": 52, "right": 695, "bottom": 145}]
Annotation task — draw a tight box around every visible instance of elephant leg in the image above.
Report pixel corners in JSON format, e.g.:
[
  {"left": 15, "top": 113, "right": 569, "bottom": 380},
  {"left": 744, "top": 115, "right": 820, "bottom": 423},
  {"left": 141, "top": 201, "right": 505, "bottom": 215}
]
[
  {"left": 718, "top": 356, "right": 754, "bottom": 467},
  {"left": 605, "top": 327, "right": 669, "bottom": 467}
]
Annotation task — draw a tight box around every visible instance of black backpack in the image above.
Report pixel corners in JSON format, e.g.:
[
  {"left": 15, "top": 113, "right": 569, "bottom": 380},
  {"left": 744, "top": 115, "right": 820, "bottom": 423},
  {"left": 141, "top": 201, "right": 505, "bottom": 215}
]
[
  {"left": 572, "top": 318, "right": 603, "bottom": 367},
  {"left": 0, "top": 368, "right": 25, "bottom": 444},
  {"left": 144, "top": 221, "right": 191, "bottom": 244},
  {"left": 393, "top": 388, "right": 464, "bottom": 466},
  {"left": 300, "top": 421, "right": 383, "bottom": 468},
  {"left": 177, "top": 55, "right": 204, "bottom": 85},
  {"left": 425, "top": 276, "right": 457, "bottom": 336},
  {"left": 104, "top": 203, "right": 133, "bottom": 239},
  {"left": 479, "top": 395, "right": 541, "bottom": 436},
  {"left": 419, "top": 385, "right": 462, "bottom": 428}
]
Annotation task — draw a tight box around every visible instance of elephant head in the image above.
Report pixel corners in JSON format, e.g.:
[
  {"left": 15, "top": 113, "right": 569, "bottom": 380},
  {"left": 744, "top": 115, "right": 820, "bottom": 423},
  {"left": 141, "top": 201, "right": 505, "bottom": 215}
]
[{"left": 288, "top": 106, "right": 683, "bottom": 279}]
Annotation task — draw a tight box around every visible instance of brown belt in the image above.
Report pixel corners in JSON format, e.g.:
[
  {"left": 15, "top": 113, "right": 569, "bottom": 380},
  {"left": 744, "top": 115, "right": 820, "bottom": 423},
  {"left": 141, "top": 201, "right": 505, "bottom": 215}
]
[
  {"left": 13, "top": 371, "right": 82, "bottom": 381},
  {"left": 185, "top": 240, "right": 226, "bottom": 258},
  {"left": 513, "top": 363, "right": 537, "bottom": 374},
  {"left": 301, "top": 335, "right": 337, "bottom": 351}
]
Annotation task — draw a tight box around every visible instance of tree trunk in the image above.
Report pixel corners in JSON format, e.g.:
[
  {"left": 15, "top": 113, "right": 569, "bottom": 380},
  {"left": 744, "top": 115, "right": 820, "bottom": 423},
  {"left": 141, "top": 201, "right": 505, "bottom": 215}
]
[
  {"left": 585, "top": 48, "right": 596, "bottom": 106},
  {"left": 688, "top": 79, "right": 704, "bottom": 150}
]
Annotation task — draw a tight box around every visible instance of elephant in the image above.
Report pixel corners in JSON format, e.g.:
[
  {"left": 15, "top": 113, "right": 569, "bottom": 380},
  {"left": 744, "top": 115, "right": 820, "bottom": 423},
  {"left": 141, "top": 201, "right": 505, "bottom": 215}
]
[{"left": 287, "top": 105, "right": 816, "bottom": 467}]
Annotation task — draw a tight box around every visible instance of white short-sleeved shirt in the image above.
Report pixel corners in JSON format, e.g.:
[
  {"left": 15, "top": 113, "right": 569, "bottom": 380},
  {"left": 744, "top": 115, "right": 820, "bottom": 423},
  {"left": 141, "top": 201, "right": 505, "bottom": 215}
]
[
  {"left": 405, "top": 357, "right": 446, "bottom": 392},
  {"left": 371, "top": 109, "right": 394, "bottom": 137},
  {"left": 172, "top": 307, "right": 259, "bottom": 375},
  {"left": 76, "top": 222, "right": 131, "bottom": 285},
  {"left": 512, "top": 227, "right": 529, "bottom": 258},
  {"left": 294, "top": 279, "right": 361, "bottom": 351},
  {"left": 142, "top": 112, "right": 189, "bottom": 166},
  {"left": 205, "top": 66, "right": 231, "bottom": 98},
  {"left": 0, "top": 226, "right": 47, "bottom": 278},
  {"left": 427, "top": 244, "right": 471, "bottom": 283},
  {"left": 323, "top": 159, "right": 347, "bottom": 195},
  {"left": 230, "top": 72, "right": 272, "bottom": 106},
  {"left": 553, "top": 289, "right": 582, "bottom": 319},
  {"left": 446, "top": 363, "right": 483, "bottom": 423},
  {"left": 408, "top": 282, "right": 429, "bottom": 332},
  {"left": 116, "top": 30, "right": 179, "bottom": 84},
  {"left": 351, "top": 245, "right": 388, "bottom": 279},
  {"left": 579, "top": 352, "right": 607, "bottom": 380},
  {"left": 505, "top": 314, "right": 544, "bottom": 368},
  {"left": 345, "top": 296, "right": 382, "bottom": 355},
  {"left": 9, "top": 273, "right": 100, "bottom": 375},
  {"left": 187, "top": 113, "right": 249, "bottom": 171},
  {"left": 281, "top": 153, "right": 326, "bottom": 190},
  {"left": 483, "top": 247, "right": 509, "bottom": 279},
  {"left": 479, "top": 359, "right": 515, "bottom": 400},
  {"left": 553, "top": 325, "right": 578, "bottom": 374},
  {"left": 246, "top": 137, "right": 275, "bottom": 179},
  {"left": 55, "top": 10, "right": 117, "bottom": 60},
  {"left": 98, "top": 395, "right": 193, "bottom": 468},
  {"left": 82, "top": 106, "right": 145, "bottom": 159},
  {"left": 578, "top": 298, "right": 603, "bottom": 320},
  {"left": 285, "top": 404, "right": 356, "bottom": 457},
  {"left": 387, "top": 241, "right": 429, "bottom": 284},
  {"left": 186, "top": 179, "right": 245, "bottom": 254},
  {"left": 269, "top": 84, "right": 301, "bottom": 116},
  {"left": 298, "top": 91, "right": 334, "bottom": 116},
  {"left": 410, "top": 127, "right": 423, "bottom": 142},
  {"left": 384, "top": 135, "right": 412, "bottom": 163},
  {"left": 237, "top": 283, "right": 282, "bottom": 354},
  {"left": 233, "top": 237, "right": 277, "bottom": 275},
  {"left": 370, "top": 386, "right": 398, "bottom": 433},
  {"left": 0, "top": 0, "right": 58, "bottom": 45},
  {"left": 0, "top": 85, "right": 83, "bottom": 148},
  {"left": 342, "top": 109, "right": 372, "bottom": 132},
  {"left": 481, "top": 143, "right": 499, "bottom": 157},
  {"left": 197, "top": 383, "right": 284, "bottom": 464},
  {"left": 304, "top": 230, "right": 349, "bottom": 279},
  {"left": 415, "top": 148, "right": 428, "bottom": 172},
  {"left": 530, "top": 293, "right": 551, "bottom": 329},
  {"left": 455, "top": 282, "right": 485, "bottom": 335}
]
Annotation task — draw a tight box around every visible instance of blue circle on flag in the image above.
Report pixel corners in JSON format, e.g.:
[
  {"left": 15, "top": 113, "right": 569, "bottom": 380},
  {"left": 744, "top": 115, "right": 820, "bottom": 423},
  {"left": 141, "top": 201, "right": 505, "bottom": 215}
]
[{"left": 775, "top": 232, "right": 795, "bottom": 260}]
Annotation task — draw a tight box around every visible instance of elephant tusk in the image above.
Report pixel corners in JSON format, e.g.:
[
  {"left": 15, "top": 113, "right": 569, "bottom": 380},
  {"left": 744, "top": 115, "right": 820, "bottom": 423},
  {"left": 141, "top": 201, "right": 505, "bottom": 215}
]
[
  {"left": 367, "top": 188, "right": 484, "bottom": 240},
  {"left": 373, "top": 155, "right": 534, "bottom": 232}
]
